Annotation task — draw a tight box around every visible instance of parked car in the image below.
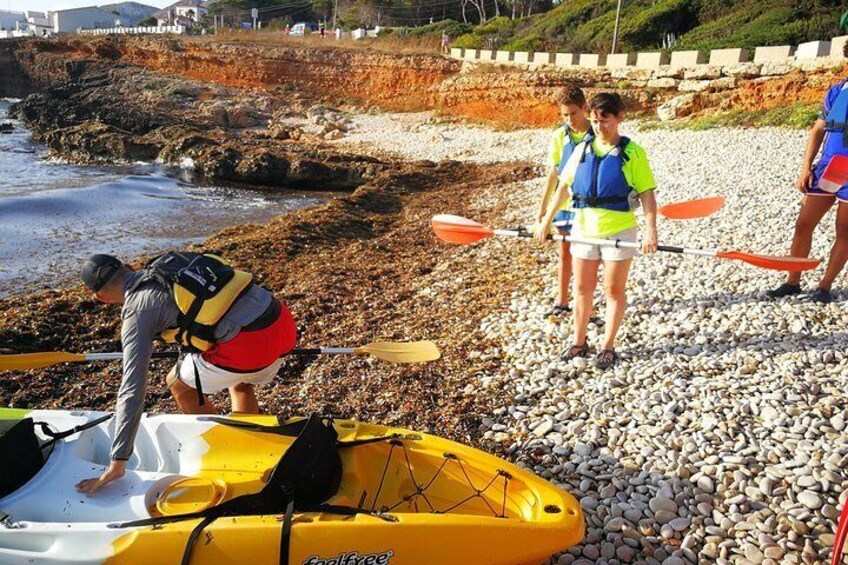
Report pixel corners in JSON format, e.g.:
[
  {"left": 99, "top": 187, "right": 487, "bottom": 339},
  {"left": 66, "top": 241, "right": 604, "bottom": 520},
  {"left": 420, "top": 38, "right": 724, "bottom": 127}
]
[{"left": 290, "top": 22, "right": 317, "bottom": 36}]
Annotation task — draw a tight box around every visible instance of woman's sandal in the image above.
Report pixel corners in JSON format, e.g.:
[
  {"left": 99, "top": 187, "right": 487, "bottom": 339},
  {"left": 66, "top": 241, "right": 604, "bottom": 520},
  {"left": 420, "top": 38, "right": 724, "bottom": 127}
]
[
  {"left": 546, "top": 304, "right": 573, "bottom": 317},
  {"left": 561, "top": 343, "right": 590, "bottom": 362},
  {"left": 594, "top": 349, "right": 618, "bottom": 370}
]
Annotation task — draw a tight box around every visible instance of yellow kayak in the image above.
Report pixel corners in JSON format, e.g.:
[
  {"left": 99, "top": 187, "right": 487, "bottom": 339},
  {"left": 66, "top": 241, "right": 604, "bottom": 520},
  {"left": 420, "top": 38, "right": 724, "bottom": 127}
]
[{"left": 0, "top": 409, "right": 584, "bottom": 564}]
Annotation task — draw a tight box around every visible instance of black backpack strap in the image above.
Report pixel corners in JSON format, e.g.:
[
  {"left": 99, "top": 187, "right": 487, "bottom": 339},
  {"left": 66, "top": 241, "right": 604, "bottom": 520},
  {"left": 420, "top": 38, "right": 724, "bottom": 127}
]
[
  {"left": 181, "top": 514, "right": 219, "bottom": 565},
  {"left": 176, "top": 294, "right": 207, "bottom": 353},
  {"left": 191, "top": 355, "right": 205, "bottom": 406}
]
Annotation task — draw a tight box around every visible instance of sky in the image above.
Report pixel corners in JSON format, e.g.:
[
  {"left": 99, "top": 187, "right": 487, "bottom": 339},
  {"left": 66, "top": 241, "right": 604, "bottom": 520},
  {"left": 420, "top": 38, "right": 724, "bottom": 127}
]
[{"left": 3, "top": 0, "right": 170, "bottom": 13}]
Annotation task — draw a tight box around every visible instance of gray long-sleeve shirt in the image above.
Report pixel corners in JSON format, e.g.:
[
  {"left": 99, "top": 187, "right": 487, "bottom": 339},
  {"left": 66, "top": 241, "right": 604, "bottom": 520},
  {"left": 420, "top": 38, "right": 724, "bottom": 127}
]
[{"left": 112, "top": 271, "right": 272, "bottom": 461}]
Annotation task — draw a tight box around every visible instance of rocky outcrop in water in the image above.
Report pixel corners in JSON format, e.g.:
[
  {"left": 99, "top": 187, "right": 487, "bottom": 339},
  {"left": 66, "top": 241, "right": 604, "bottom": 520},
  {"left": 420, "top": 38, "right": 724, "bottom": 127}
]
[{"left": 3, "top": 39, "right": 389, "bottom": 190}]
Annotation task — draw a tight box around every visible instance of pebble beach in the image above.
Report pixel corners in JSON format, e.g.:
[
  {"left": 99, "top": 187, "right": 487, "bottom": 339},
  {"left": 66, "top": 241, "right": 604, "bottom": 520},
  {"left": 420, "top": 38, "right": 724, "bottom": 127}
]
[{"left": 340, "top": 113, "right": 848, "bottom": 565}]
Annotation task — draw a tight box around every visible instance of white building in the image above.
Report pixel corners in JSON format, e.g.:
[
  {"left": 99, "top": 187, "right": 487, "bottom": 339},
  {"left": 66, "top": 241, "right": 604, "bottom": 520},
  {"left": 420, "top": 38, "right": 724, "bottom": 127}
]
[
  {"left": 24, "top": 11, "right": 53, "bottom": 36},
  {"left": 51, "top": 6, "right": 118, "bottom": 33},
  {"left": 157, "top": 3, "right": 206, "bottom": 26},
  {"left": 174, "top": 4, "right": 206, "bottom": 22},
  {"left": 0, "top": 10, "right": 25, "bottom": 31}
]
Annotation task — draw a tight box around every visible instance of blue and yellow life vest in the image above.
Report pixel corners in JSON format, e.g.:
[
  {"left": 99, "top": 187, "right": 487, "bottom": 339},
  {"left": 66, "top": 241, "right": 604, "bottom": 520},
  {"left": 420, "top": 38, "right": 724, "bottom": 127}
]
[
  {"left": 823, "top": 81, "right": 848, "bottom": 159},
  {"left": 571, "top": 135, "right": 632, "bottom": 212},
  {"left": 556, "top": 125, "right": 594, "bottom": 175}
]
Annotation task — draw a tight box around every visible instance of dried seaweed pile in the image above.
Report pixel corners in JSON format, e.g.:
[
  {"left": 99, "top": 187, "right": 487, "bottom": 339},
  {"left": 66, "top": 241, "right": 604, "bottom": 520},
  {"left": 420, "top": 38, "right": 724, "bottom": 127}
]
[{"left": 0, "top": 159, "right": 538, "bottom": 447}]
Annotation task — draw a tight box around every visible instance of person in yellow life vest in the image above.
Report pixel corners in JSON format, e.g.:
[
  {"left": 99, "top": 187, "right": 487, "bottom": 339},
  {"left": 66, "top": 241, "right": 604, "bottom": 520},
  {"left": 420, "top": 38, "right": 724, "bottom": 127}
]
[
  {"left": 536, "top": 83, "right": 593, "bottom": 318},
  {"left": 536, "top": 93, "right": 658, "bottom": 370},
  {"left": 75, "top": 252, "right": 297, "bottom": 495}
]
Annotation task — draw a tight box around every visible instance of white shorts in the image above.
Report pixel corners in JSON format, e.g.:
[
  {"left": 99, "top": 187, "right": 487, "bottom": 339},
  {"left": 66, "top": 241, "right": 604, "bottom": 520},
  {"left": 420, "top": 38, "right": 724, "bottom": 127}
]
[
  {"left": 177, "top": 353, "right": 283, "bottom": 395},
  {"left": 570, "top": 228, "right": 639, "bottom": 262}
]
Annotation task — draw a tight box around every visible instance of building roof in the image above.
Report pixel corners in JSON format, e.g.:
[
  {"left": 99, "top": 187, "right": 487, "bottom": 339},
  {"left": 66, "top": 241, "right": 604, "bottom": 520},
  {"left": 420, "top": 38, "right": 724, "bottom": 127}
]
[{"left": 0, "top": 10, "right": 25, "bottom": 29}]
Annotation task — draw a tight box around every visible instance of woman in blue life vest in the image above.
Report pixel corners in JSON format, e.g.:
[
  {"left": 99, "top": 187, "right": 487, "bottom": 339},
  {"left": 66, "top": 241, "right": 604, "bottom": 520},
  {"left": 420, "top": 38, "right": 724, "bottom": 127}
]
[
  {"left": 535, "top": 93, "right": 658, "bottom": 370},
  {"left": 535, "top": 83, "right": 593, "bottom": 318},
  {"left": 768, "top": 43, "right": 848, "bottom": 303}
]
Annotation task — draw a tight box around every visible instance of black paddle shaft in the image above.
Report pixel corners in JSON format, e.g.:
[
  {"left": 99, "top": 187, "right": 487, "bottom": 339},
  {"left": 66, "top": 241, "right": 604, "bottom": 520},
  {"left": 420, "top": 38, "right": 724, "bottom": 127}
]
[
  {"left": 149, "top": 348, "right": 321, "bottom": 361},
  {"left": 513, "top": 230, "right": 686, "bottom": 254}
]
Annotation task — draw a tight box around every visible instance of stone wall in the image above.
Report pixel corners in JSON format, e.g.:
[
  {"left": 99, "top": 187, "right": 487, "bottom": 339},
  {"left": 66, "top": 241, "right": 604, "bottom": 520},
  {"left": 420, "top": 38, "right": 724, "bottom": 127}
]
[
  {"left": 450, "top": 34, "right": 848, "bottom": 73},
  {"left": 454, "top": 51, "right": 846, "bottom": 114}
]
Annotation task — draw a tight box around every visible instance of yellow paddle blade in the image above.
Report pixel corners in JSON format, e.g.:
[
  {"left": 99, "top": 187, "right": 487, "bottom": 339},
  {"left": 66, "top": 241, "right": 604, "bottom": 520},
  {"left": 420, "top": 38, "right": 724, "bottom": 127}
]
[
  {"left": 354, "top": 341, "right": 441, "bottom": 364},
  {"left": 0, "top": 351, "right": 87, "bottom": 372}
]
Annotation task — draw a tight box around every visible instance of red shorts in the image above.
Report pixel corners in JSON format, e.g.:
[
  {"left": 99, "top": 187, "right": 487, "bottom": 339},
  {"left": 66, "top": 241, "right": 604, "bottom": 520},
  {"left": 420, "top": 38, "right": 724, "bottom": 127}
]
[{"left": 202, "top": 300, "right": 297, "bottom": 372}]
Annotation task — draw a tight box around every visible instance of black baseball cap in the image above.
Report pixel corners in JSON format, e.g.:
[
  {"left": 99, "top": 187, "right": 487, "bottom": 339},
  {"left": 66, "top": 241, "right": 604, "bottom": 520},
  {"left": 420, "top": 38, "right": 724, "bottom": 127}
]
[{"left": 81, "top": 254, "right": 123, "bottom": 292}]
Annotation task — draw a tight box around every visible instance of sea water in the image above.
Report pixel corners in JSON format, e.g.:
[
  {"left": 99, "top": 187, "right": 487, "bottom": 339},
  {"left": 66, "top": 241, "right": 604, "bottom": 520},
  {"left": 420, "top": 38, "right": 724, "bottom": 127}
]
[{"left": 0, "top": 99, "right": 331, "bottom": 297}]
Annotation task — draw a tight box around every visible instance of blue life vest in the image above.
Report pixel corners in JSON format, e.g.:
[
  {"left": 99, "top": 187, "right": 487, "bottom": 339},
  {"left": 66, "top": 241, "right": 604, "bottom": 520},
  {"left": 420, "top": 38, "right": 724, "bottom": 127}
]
[
  {"left": 571, "top": 135, "right": 632, "bottom": 212},
  {"left": 823, "top": 81, "right": 848, "bottom": 159},
  {"left": 556, "top": 125, "right": 594, "bottom": 175}
]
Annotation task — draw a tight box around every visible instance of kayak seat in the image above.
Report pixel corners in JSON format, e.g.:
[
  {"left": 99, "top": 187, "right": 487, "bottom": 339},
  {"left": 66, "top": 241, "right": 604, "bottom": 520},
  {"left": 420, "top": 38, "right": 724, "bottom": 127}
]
[{"left": 0, "top": 419, "right": 44, "bottom": 499}]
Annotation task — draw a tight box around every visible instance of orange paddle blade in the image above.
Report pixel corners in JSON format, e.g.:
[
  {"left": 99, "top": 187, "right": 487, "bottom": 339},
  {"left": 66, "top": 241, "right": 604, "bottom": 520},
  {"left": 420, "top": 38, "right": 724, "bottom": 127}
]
[
  {"left": 716, "top": 251, "right": 821, "bottom": 272},
  {"left": 659, "top": 197, "right": 725, "bottom": 220},
  {"left": 431, "top": 214, "right": 495, "bottom": 244}
]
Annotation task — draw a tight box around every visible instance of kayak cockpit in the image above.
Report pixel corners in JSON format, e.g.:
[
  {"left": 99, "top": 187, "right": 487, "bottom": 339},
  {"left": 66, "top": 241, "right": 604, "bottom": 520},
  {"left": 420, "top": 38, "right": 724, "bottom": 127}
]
[{"left": 0, "top": 411, "right": 219, "bottom": 523}]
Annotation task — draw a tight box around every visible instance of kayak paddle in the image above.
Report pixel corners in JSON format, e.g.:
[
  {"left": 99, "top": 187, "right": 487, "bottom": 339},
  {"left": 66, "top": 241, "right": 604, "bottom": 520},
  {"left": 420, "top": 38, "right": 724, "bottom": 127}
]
[
  {"left": 554, "top": 196, "right": 726, "bottom": 228},
  {"left": 431, "top": 214, "right": 821, "bottom": 272},
  {"left": 0, "top": 341, "right": 441, "bottom": 372},
  {"left": 658, "top": 196, "right": 725, "bottom": 220}
]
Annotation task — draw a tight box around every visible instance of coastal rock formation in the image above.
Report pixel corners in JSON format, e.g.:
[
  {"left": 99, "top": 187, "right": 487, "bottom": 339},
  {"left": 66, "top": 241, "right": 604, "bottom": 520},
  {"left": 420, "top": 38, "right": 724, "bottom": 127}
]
[
  {"left": 1, "top": 36, "right": 845, "bottom": 128},
  {"left": 4, "top": 47, "right": 388, "bottom": 189}
]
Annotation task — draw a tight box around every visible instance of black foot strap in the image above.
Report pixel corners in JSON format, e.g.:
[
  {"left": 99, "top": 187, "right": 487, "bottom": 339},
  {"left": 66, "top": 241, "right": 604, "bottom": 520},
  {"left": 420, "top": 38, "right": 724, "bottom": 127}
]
[
  {"left": 181, "top": 515, "right": 218, "bottom": 565},
  {"left": 279, "top": 499, "right": 295, "bottom": 565}
]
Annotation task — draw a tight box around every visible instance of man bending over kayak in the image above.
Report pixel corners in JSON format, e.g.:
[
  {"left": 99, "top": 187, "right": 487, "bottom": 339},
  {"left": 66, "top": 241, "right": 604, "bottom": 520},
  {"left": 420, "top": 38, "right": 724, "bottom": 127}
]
[{"left": 75, "top": 252, "right": 297, "bottom": 495}]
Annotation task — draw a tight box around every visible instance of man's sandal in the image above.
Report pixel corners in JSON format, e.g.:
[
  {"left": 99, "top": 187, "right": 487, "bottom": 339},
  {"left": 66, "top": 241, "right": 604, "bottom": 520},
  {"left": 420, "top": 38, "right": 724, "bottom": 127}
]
[
  {"left": 561, "top": 343, "right": 590, "bottom": 362},
  {"left": 546, "top": 304, "right": 573, "bottom": 317},
  {"left": 594, "top": 349, "right": 618, "bottom": 370}
]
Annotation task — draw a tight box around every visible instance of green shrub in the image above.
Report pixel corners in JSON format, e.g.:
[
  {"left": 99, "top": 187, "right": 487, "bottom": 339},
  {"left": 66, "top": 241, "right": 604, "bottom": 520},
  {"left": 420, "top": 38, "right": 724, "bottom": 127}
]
[
  {"left": 450, "top": 0, "right": 843, "bottom": 55},
  {"left": 452, "top": 34, "right": 484, "bottom": 49},
  {"left": 643, "top": 103, "right": 820, "bottom": 131},
  {"left": 615, "top": 0, "right": 699, "bottom": 51},
  {"left": 501, "top": 32, "right": 544, "bottom": 52},
  {"left": 404, "top": 19, "right": 473, "bottom": 38},
  {"left": 447, "top": 16, "right": 522, "bottom": 50}
]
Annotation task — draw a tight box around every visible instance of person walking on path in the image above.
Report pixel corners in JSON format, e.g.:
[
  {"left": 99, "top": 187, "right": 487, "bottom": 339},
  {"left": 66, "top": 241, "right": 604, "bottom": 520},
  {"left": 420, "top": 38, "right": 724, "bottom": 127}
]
[
  {"left": 75, "top": 252, "right": 297, "bottom": 495},
  {"left": 535, "top": 83, "right": 593, "bottom": 318},
  {"left": 536, "top": 93, "right": 658, "bottom": 370},
  {"left": 441, "top": 31, "right": 450, "bottom": 55},
  {"left": 767, "top": 44, "right": 848, "bottom": 303}
]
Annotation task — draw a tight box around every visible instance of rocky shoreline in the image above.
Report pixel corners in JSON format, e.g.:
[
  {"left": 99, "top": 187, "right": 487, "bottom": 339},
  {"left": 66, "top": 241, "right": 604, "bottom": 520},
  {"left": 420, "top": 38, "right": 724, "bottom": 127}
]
[
  {"left": 2, "top": 36, "right": 848, "bottom": 565},
  {"left": 0, "top": 44, "right": 541, "bottom": 452},
  {"left": 5, "top": 47, "right": 386, "bottom": 188}
]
